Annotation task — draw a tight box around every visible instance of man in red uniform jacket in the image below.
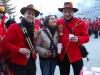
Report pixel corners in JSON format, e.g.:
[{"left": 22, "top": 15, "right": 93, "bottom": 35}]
[
  {"left": 88, "top": 19, "right": 93, "bottom": 36},
  {"left": 57, "top": 2, "right": 89, "bottom": 75},
  {"left": 2, "top": 4, "right": 40, "bottom": 75},
  {"left": 98, "top": 19, "right": 100, "bottom": 36},
  {"left": 93, "top": 19, "right": 99, "bottom": 38},
  {"left": 0, "top": 3, "right": 8, "bottom": 75},
  {"left": 0, "top": 3, "right": 7, "bottom": 40}
]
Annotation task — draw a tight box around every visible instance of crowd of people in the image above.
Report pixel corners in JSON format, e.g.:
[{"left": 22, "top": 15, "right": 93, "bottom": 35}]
[
  {"left": 0, "top": 1, "right": 97, "bottom": 75},
  {"left": 88, "top": 18, "right": 100, "bottom": 38},
  {"left": 77, "top": 17, "right": 100, "bottom": 39},
  {"left": 36, "top": 14, "right": 100, "bottom": 39}
]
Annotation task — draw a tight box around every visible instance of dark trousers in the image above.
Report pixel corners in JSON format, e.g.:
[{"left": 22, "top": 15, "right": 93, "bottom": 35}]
[
  {"left": 9, "top": 57, "right": 36, "bottom": 75},
  {"left": 59, "top": 55, "right": 83, "bottom": 75},
  {"left": 99, "top": 31, "right": 100, "bottom": 36},
  {"left": 89, "top": 30, "right": 92, "bottom": 36},
  {"left": 94, "top": 30, "right": 98, "bottom": 38},
  {"left": 0, "top": 60, "right": 10, "bottom": 75},
  {"left": 0, "top": 62, "right": 2, "bottom": 75}
]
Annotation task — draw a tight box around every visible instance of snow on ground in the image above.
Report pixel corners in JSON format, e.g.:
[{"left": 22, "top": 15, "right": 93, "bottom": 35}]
[{"left": 36, "top": 35, "right": 100, "bottom": 75}]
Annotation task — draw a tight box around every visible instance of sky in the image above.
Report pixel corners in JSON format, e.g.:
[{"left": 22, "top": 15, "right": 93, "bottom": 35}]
[
  {"left": 7, "top": 0, "right": 96, "bottom": 22},
  {"left": 8, "top": 0, "right": 81, "bottom": 20}
]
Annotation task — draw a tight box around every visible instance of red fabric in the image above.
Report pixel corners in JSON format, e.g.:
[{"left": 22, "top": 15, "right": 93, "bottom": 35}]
[
  {"left": 98, "top": 21, "right": 100, "bottom": 30},
  {"left": 0, "top": 40, "right": 11, "bottom": 60},
  {"left": 2, "top": 22, "right": 38, "bottom": 65},
  {"left": 34, "top": 19, "right": 40, "bottom": 30},
  {"left": 0, "top": 16, "right": 7, "bottom": 38},
  {"left": 89, "top": 22, "right": 93, "bottom": 30},
  {"left": 93, "top": 21, "right": 99, "bottom": 31},
  {"left": 0, "top": 15, "right": 8, "bottom": 60},
  {"left": 57, "top": 17, "right": 89, "bottom": 63}
]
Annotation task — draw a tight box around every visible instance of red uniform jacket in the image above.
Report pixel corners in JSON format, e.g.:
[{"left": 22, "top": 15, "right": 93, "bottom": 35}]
[
  {"left": 0, "top": 16, "right": 7, "bottom": 38},
  {"left": 2, "top": 21, "right": 39, "bottom": 65},
  {"left": 98, "top": 21, "right": 100, "bottom": 31},
  {"left": 89, "top": 22, "right": 93, "bottom": 30},
  {"left": 0, "top": 16, "right": 7, "bottom": 59},
  {"left": 57, "top": 17, "right": 89, "bottom": 63},
  {"left": 93, "top": 21, "right": 99, "bottom": 31}
]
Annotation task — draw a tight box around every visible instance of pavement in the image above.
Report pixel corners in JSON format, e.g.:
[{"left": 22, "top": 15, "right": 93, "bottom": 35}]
[{"left": 36, "top": 35, "right": 100, "bottom": 75}]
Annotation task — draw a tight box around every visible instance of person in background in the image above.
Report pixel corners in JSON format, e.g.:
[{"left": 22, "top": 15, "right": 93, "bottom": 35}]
[
  {"left": 57, "top": 2, "right": 89, "bottom": 75},
  {"left": 0, "top": 3, "right": 15, "bottom": 74},
  {"left": 93, "top": 19, "right": 99, "bottom": 38},
  {"left": 88, "top": 19, "right": 93, "bottom": 36},
  {"left": 0, "top": 17, "right": 16, "bottom": 59},
  {"left": 0, "top": 3, "right": 7, "bottom": 40},
  {"left": 0, "top": 17, "right": 16, "bottom": 75},
  {"left": 98, "top": 18, "right": 100, "bottom": 36},
  {"left": 36, "top": 15, "right": 58, "bottom": 75},
  {"left": 0, "top": 3, "right": 8, "bottom": 75}
]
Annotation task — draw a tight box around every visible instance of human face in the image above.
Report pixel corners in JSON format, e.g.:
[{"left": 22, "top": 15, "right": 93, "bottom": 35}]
[
  {"left": 24, "top": 10, "right": 35, "bottom": 23},
  {"left": 0, "top": 12, "right": 4, "bottom": 19},
  {"left": 63, "top": 9, "right": 74, "bottom": 20},
  {"left": 48, "top": 16, "right": 57, "bottom": 27}
]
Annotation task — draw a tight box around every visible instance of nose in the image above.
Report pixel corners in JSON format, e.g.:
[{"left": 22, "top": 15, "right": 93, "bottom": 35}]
[{"left": 65, "top": 12, "right": 69, "bottom": 16}]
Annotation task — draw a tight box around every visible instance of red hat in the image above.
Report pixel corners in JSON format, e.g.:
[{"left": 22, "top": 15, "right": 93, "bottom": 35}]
[
  {"left": 58, "top": 2, "right": 78, "bottom": 12},
  {"left": 20, "top": 4, "right": 40, "bottom": 17}
]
